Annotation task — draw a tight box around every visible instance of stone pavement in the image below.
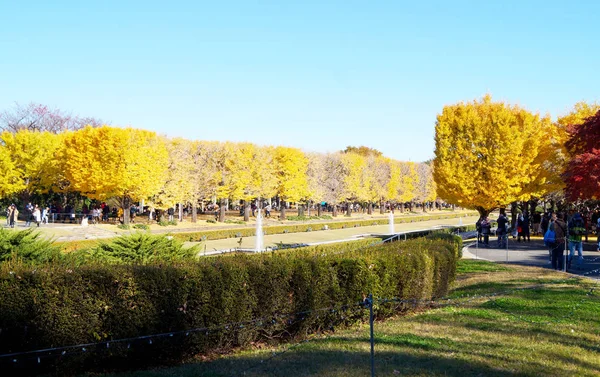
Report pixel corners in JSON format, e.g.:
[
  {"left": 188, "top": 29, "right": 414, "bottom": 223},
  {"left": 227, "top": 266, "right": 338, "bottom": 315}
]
[{"left": 463, "top": 238, "right": 600, "bottom": 281}]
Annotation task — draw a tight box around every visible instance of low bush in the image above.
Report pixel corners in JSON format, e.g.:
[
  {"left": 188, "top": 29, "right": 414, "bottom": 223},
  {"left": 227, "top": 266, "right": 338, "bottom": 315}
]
[
  {"left": 0, "top": 228, "right": 61, "bottom": 264},
  {"left": 285, "top": 215, "right": 334, "bottom": 221},
  {"left": 116, "top": 224, "right": 130, "bottom": 230},
  {"left": 132, "top": 224, "right": 149, "bottom": 230},
  {"left": 224, "top": 219, "right": 245, "bottom": 225},
  {"left": 66, "top": 234, "right": 199, "bottom": 265},
  {"left": 0, "top": 236, "right": 458, "bottom": 376}
]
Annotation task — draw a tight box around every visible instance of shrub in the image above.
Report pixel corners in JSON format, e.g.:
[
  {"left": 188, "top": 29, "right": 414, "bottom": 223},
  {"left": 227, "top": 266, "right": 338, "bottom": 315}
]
[
  {"left": 206, "top": 219, "right": 216, "bottom": 224},
  {"left": 158, "top": 220, "right": 170, "bottom": 226},
  {"left": 117, "top": 224, "right": 130, "bottom": 230},
  {"left": 68, "top": 234, "right": 199, "bottom": 265},
  {"left": 168, "top": 220, "right": 178, "bottom": 226},
  {"left": 132, "top": 224, "right": 149, "bottom": 230},
  {"left": 0, "top": 228, "right": 61, "bottom": 264},
  {"left": 0, "top": 236, "right": 457, "bottom": 375},
  {"left": 224, "top": 219, "right": 245, "bottom": 225}
]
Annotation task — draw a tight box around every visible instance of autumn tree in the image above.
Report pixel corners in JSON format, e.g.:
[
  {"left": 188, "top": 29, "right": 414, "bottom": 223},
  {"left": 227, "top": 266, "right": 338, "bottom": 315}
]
[
  {"left": 415, "top": 162, "right": 437, "bottom": 211},
  {"left": 0, "top": 102, "right": 104, "bottom": 133},
  {"left": 60, "top": 126, "right": 168, "bottom": 224},
  {"left": 274, "top": 146, "right": 309, "bottom": 219},
  {"left": 318, "top": 153, "right": 346, "bottom": 217},
  {"left": 563, "top": 110, "right": 600, "bottom": 200},
  {"left": 397, "top": 161, "right": 419, "bottom": 211},
  {"left": 152, "top": 138, "right": 196, "bottom": 217},
  {"left": 0, "top": 130, "right": 63, "bottom": 205},
  {"left": 228, "top": 143, "right": 277, "bottom": 220},
  {"left": 342, "top": 145, "right": 383, "bottom": 157},
  {"left": 433, "top": 95, "right": 554, "bottom": 218},
  {"left": 339, "top": 152, "right": 368, "bottom": 216}
]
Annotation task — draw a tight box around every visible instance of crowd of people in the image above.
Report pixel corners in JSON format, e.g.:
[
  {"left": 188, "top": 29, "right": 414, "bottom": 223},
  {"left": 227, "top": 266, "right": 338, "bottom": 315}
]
[{"left": 476, "top": 208, "right": 600, "bottom": 272}]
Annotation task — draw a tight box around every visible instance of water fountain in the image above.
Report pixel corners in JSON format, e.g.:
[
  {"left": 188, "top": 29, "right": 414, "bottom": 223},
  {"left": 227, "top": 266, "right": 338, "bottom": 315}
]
[
  {"left": 388, "top": 211, "right": 395, "bottom": 234},
  {"left": 255, "top": 208, "right": 264, "bottom": 252}
]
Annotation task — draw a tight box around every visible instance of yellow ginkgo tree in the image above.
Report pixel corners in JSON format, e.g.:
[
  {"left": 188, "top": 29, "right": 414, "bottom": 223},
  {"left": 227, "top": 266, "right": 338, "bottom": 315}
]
[
  {"left": 0, "top": 130, "right": 62, "bottom": 205},
  {"left": 433, "top": 95, "right": 554, "bottom": 217},
  {"left": 274, "top": 146, "right": 309, "bottom": 219},
  {"left": 61, "top": 126, "right": 168, "bottom": 224}
]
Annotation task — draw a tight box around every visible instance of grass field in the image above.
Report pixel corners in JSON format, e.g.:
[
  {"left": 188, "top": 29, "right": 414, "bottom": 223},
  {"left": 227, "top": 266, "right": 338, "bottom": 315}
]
[{"left": 95, "top": 260, "right": 600, "bottom": 377}]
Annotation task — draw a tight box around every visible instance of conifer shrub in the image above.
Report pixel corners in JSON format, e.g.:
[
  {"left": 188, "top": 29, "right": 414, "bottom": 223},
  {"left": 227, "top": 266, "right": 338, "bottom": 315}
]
[
  {"left": 0, "top": 228, "right": 61, "bottom": 264},
  {"left": 67, "top": 233, "right": 199, "bottom": 265}
]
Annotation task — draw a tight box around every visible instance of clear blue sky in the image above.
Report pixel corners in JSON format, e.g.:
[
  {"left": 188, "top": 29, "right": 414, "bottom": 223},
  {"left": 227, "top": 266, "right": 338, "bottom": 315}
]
[{"left": 1, "top": 1, "right": 598, "bottom": 162}]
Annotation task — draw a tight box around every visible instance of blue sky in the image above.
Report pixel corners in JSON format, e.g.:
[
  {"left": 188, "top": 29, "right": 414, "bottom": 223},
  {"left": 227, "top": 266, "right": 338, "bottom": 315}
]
[{"left": 1, "top": 0, "right": 598, "bottom": 162}]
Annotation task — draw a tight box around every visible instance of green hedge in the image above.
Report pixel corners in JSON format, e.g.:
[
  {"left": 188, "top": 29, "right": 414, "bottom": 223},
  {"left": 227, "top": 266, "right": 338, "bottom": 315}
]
[
  {"left": 172, "top": 212, "right": 477, "bottom": 242},
  {"left": 0, "top": 236, "right": 459, "bottom": 376}
]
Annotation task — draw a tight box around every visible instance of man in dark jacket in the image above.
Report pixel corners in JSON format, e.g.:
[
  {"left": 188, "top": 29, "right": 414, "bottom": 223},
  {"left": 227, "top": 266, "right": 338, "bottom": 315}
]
[
  {"left": 549, "top": 212, "right": 567, "bottom": 271},
  {"left": 497, "top": 209, "right": 509, "bottom": 248}
]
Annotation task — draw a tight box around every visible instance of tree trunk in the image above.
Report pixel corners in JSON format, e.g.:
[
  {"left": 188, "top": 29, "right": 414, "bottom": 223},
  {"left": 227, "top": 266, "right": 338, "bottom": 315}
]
[
  {"left": 510, "top": 202, "right": 518, "bottom": 229},
  {"left": 298, "top": 204, "right": 305, "bottom": 216},
  {"left": 192, "top": 201, "right": 198, "bottom": 223},
  {"left": 317, "top": 204, "right": 322, "bottom": 217},
  {"left": 244, "top": 200, "right": 250, "bottom": 222},
  {"left": 345, "top": 202, "right": 351, "bottom": 217},
  {"left": 280, "top": 204, "right": 286, "bottom": 220},
  {"left": 368, "top": 203, "right": 373, "bottom": 215},
  {"left": 219, "top": 199, "right": 225, "bottom": 222},
  {"left": 122, "top": 195, "right": 131, "bottom": 225},
  {"left": 178, "top": 203, "right": 183, "bottom": 222},
  {"left": 399, "top": 203, "right": 404, "bottom": 213},
  {"left": 380, "top": 200, "right": 385, "bottom": 214},
  {"left": 332, "top": 205, "right": 337, "bottom": 217},
  {"left": 476, "top": 207, "right": 492, "bottom": 219}
]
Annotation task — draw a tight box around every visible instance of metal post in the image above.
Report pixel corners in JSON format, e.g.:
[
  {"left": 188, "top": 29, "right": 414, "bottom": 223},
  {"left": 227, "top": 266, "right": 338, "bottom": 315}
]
[
  {"left": 368, "top": 293, "right": 375, "bottom": 377},
  {"left": 505, "top": 233, "right": 508, "bottom": 262}
]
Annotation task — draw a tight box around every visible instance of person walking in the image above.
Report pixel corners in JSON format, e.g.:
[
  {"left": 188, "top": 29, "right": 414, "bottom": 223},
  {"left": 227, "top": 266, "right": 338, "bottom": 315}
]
[
  {"left": 32, "top": 205, "right": 41, "bottom": 227},
  {"left": 481, "top": 217, "right": 491, "bottom": 247},
  {"left": 42, "top": 207, "right": 49, "bottom": 224},
  {"left": 476, "top": 217, "right": 483, "bottom": 243},
  {"left": 548, "top": 212, "right": 567, "bottom": 271},
  {"left": 567, "top": 212, "right": 585, "bottom": 270},
  {"left": 8, "top": 204, "right": 18, "bottom": 228},
  {"left": 25, "top": 202, "right": 33, "bottom": 226},
  {"left": 496, "top": 209, "right": 509, "bottom": 248}
]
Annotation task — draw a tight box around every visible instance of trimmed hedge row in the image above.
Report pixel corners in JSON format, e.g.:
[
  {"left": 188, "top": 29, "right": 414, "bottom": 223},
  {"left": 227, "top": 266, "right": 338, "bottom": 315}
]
[
  {"left": 0, "top": 235, "right": 460, "bottom": 376},
  {"left": 171, "top": 211, "right": 477, "bottom": 242}
]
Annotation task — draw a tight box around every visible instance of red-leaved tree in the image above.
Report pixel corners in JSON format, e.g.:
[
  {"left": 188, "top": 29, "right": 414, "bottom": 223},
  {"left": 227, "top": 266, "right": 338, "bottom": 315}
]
[{"left": 563, "top": 110, "right": 600, "bottom": 200}]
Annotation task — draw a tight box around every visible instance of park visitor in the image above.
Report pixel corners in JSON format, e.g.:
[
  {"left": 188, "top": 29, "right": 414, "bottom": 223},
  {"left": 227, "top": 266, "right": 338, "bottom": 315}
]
[
  {"left": 481, "top": 217, "right": 491, "bottom": 247},
  {"left": 33, "top": 205, "right": 41, "bottom": 227},
  {"left": 547, "top": 212, "right": 567, "bottom": 271},
  {"left": 567, "top": 212, "right": 585, "bottom": 270},
  {"left": 496, "top": 209, "right": 509, "bottom": 248},
  {"left": 8, "top": 204, "right": 18, "bottom": 228}
]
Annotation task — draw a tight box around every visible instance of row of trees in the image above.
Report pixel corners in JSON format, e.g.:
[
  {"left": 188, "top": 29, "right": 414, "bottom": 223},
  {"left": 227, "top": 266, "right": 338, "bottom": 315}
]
[
  {"left": 0, "top": 126, "right": 437, "bottom": 224},
  {"left": 433, "top": 95, "right": 599, "bottom": 217}
]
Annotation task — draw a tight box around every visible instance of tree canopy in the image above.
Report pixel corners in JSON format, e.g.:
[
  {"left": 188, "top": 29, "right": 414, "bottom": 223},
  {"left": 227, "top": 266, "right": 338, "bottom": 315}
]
[{"left": 433, "top": 95, "right": 554, "bottom": 216}]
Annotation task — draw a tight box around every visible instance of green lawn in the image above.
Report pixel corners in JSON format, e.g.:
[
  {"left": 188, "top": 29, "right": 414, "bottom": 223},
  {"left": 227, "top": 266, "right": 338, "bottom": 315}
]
[{"left": 94, "top": 260, "right": 600, "bottom": 377}]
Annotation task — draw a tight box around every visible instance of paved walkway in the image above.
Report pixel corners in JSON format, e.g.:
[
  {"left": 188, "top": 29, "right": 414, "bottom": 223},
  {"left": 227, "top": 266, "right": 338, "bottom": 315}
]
[{"left": 463, "top": 238, "right": 600, "bottom": 281}]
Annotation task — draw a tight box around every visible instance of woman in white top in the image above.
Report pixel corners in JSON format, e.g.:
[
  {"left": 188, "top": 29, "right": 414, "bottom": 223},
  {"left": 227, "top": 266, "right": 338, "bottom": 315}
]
[{"left": 33, "top": 205, "right": 42, "bottom": 227}]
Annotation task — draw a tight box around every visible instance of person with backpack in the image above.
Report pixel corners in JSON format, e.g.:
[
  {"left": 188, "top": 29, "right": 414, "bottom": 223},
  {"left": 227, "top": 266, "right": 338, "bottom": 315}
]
[
  {"left": 567, "top": 212, "right": 586, "bottom": 270},
  {"left": 545, "top": 212, "right": 567, "bottom": 271}
]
